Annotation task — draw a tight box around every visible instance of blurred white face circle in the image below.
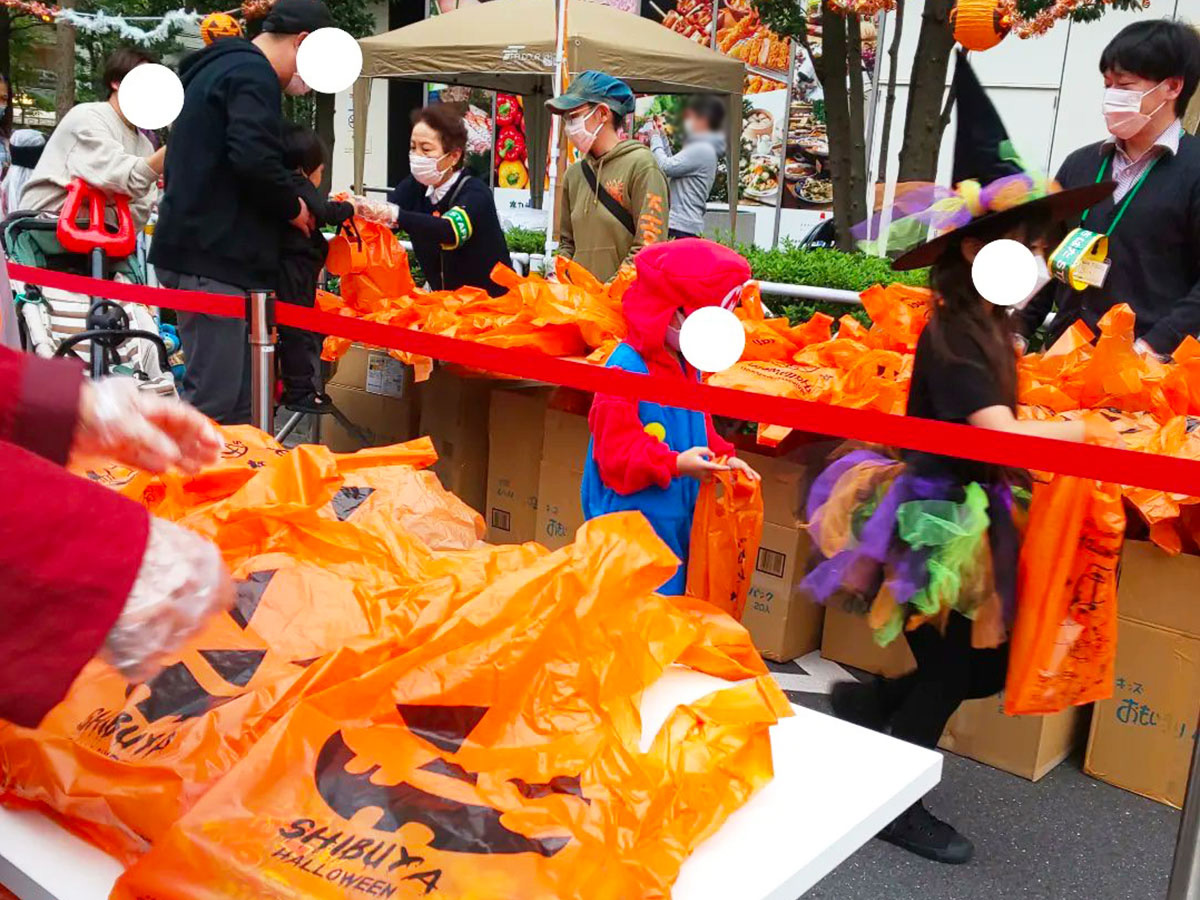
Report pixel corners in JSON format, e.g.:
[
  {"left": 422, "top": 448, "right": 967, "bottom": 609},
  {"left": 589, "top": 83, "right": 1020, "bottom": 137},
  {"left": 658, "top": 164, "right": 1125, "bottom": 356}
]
[
  {"left": 117, "top": 64, "right": 184, "bottom": 130},
  {"left": 679, "top": 306, "right": 745, "bottom": 373},
  {"left": 971, "top": 238, "right": 1037, "bottom": 307},
  {"left": 296, "top": 28, "right": 363, "bottom": 94}
]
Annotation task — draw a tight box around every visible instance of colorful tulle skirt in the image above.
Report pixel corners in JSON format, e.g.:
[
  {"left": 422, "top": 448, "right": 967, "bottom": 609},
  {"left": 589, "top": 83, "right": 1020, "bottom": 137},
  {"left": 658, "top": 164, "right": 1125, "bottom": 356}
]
[{"left": 802, "top": 448, "right": 1029, "bottom": 648}]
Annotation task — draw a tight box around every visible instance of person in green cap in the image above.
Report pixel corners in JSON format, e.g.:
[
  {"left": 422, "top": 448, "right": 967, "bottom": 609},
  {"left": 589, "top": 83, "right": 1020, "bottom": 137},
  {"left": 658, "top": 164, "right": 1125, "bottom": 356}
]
[{"left": 547, "top": 70, "right": 669, "bottom": 282}]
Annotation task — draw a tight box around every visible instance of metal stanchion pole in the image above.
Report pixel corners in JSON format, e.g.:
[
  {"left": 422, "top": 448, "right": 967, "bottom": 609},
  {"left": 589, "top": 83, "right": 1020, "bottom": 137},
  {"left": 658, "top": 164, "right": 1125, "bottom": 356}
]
[
  {"left": 1168, "top": 717, "right": 1200, "bottom": 900},
  {"left": 247, "top": 289, "right": 275, "bottom": 434}
]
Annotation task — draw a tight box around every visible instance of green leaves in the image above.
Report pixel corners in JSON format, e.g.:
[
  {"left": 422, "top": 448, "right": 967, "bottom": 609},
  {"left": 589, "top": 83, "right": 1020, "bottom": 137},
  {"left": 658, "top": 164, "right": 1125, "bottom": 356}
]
[
  {"left": 504, "top": 226, "right": 548, "bottom": 256},
  {"left": 735, "top": 240, "right": 929, "bottom": 292}
]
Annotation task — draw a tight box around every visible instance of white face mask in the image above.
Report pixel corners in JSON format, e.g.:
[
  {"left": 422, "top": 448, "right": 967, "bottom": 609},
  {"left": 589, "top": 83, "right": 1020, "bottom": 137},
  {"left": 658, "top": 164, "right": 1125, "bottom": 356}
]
[
  {"left": 284, "top": 73, "right": 311, "bottom": 96},
  {"left": 1103, "top": 81, "right": 1167, "bottom": 141},
  {"left": 564, "top": 106, "right": 604, "bottom": 155},
  {"left": 410, "top": 152, "right": 450, "bottom": 187},
  {"left": 1012, "top": 255, "right": 1051, "bottom": 311},
  {"left": 664, "top": 309, "right": 686, "bottom": 352}
]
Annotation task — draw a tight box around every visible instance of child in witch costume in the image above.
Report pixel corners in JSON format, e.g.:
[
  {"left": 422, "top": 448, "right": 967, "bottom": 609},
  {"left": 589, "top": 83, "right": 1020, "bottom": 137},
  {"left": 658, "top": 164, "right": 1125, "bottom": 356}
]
[
  {"left": 581, "top": 239, "right": 759, "bottom": 595},
  {"left": 810, "top": 54, "right": 1117, "bottom": 865}
]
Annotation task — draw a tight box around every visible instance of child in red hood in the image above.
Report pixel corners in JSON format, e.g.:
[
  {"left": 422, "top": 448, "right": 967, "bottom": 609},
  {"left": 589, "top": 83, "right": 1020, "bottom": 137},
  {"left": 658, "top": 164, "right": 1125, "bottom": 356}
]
[{"left": 581, "top": 239, "right": 759, "bottom": 594}]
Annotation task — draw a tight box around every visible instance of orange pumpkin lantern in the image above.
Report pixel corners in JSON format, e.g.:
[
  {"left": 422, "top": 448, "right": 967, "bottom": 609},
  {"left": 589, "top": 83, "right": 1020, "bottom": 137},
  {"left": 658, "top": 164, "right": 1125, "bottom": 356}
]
[
  {"left": 200, "top": 11, "right": 243, "bottom": 45},
  {"left": 951, "top": 0, "right": 1012, "bottom": 52}
]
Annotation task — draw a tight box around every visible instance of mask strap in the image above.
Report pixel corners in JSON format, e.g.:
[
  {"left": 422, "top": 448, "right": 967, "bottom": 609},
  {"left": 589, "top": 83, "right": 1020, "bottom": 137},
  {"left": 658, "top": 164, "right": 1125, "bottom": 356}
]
[{"left": 720, "top": 281, "right": 750, "bottom": 310}]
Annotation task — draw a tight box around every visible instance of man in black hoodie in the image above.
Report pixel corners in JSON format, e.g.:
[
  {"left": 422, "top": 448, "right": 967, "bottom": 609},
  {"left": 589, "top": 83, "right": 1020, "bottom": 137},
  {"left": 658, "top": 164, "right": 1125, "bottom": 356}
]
[{"left": 151, "top": 0, "right": 332, "bottom": 424}]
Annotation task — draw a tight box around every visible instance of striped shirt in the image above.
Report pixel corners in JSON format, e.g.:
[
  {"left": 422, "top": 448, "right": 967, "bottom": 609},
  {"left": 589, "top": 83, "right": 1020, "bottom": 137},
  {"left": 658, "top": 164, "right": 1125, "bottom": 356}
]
[{"left": 1106, "top": 119, "right": 1182, "bottom": 201}]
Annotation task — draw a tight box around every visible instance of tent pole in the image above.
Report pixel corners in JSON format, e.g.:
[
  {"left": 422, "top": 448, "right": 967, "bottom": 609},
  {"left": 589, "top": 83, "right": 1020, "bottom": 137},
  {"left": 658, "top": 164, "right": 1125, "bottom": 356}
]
[
  {"left": 772, "top": 45, "right": 798, "bottom": 248},
  {"left": 544, "top": 0, "right": 571, "bottom": 261},
  {"left": 727, "top": 92, "right": 740, "bottom": 240},
  {"left": 863, "top": 10, "right": 888, "bottom": 245},
  {"left": 352, "top": 77, "right": 372, "bottom": 194}
]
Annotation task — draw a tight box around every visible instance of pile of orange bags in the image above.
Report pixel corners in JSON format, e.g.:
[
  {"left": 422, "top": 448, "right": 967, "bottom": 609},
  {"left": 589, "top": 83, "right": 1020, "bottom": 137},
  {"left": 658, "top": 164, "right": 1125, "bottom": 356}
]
[
  {"left": 321, "top": 220, "right": 629, "bottom": 381},
  {"left": 2, "top": 428, "right": 790, "bottom": 899},
  {"left": 314, "top": 232, "right": 1200, "bottom": 547}
]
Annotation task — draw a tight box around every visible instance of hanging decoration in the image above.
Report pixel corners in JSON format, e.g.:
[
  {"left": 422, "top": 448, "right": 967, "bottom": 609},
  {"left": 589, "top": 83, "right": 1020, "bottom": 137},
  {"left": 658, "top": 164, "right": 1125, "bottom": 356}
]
[
  {"left": 826, "top": 0, "right": 896, "bottom": 16},
  {"left": 1005, "top": 0, "right": 1152, "bottom": 39},
  {"left": 241, "top": 0, "right": 273, "bottom": 21},
  {"left": 0, "top": 0, "right": 57, "bottom": 22},
  {"left": 952, "top": 0, "right": 1012, "bottom": 51},
  {"left": 200, "top": 10, "right": 242, "bottom": 43},
  {"left": 54, "top": 7, "right": 204, "bottom": 43}
]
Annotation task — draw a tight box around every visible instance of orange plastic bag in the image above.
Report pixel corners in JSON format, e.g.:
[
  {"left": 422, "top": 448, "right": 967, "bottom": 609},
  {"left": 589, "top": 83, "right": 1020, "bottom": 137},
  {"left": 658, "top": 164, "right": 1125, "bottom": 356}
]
[
  {"left": 686, "top": 469, "right": 764, "bottom": 620},
  {"left": 326, "top": 217, "right": 415, "bottom": 311},
  {"left": 112, "top": 514, "right": 790, "bottom": 900},
  {"left": 1004, "top": 475, "right": 1125, "bottom": 716}
]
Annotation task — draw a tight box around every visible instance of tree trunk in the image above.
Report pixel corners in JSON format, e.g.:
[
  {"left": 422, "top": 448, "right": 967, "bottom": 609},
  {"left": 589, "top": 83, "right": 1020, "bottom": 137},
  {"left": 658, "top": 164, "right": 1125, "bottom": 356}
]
[
  {"left": 876, "top": 0, "right": 905, "bottom": 190},
  {"left": 821, "top": 4, "right": 854, "bottom": 250},
  {"left": 896, "top": 0, "right": 954, "bottom": 182},
  {"left": 846, "top": 15, "right": 868, "bottom": 231},
  {"left": 54, "top": 0, "right": 75, "bottom": 120},
  {"left": 315, "top": 90, "right": 336, "bottom": 194}
]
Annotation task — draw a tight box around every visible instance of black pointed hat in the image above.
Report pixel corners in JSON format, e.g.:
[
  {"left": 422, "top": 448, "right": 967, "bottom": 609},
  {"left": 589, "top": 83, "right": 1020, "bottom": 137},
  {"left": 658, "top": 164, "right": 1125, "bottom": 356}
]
[{"left": 891, "top": 52, "right": 1113, "bottom": 271}]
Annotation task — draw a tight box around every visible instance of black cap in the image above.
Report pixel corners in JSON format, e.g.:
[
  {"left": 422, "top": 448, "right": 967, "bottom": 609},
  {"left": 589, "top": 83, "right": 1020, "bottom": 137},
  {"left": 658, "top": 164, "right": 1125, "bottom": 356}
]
[{"left": 261, "top": 0, "right": 332, "bottom": 35}]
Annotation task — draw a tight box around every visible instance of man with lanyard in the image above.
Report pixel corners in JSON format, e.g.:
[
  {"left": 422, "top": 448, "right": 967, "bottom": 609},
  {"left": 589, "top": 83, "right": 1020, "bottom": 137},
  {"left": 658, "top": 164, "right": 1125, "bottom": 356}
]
[{"left": 1017, "top": 20, "right": 1200, "bottom": 358}]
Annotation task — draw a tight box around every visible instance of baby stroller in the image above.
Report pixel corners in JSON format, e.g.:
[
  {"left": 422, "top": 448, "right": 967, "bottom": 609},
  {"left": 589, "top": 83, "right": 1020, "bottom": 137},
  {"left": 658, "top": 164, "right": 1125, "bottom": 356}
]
[{"left": 3, "top": 178, "right": 174, "bottom": 392}]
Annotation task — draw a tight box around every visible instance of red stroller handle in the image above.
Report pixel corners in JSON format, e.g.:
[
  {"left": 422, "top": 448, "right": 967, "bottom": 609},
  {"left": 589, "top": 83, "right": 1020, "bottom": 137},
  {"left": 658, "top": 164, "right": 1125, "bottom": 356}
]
[{"left": 56, "top": 178, "right": 137, "bottom": 258}]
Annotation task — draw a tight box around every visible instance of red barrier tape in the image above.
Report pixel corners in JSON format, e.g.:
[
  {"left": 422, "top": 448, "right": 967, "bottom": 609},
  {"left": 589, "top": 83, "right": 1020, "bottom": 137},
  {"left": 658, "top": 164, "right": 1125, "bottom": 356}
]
[
  {"left": 7, "top": 263, "right": 244, "bottom": 318},
  {"left": 10, "top": 261, "right": 1200, "bottom": 497}
]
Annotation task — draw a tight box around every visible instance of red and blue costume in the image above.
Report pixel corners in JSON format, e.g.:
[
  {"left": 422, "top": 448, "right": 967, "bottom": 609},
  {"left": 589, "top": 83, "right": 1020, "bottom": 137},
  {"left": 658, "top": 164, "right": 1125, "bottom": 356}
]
[{"left": 581, "top": 239, "right": 748, "bottom": 593}]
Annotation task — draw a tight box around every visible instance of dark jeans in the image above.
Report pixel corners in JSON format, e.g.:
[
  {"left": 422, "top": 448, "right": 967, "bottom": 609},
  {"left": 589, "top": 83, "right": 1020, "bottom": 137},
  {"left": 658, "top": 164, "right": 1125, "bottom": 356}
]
[
  {"left": 882, "top": 612, "right": 1009, "bottom": 749},
  {"left": 668, "top": 228, "right": 698, "bottom": 240},
  {"left": 277, "top": 326, "right": 323, "bottom": 402},
  {"left": 158, "top": 268, "right": 252, "bottom": 425}
]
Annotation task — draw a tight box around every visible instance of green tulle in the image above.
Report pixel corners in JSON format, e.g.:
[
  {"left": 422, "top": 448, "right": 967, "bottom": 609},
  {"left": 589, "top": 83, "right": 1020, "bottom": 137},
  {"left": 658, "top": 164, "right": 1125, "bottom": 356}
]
[
  {"left": 895, "top": 482, "right": 992, "bottom": 620},
  {"left": 873, "top": 603, "right": 906, "bottom": 647}
]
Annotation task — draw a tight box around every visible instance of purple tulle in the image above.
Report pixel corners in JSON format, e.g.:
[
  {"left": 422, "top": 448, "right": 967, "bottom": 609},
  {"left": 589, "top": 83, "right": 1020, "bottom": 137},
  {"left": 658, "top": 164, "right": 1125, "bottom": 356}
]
[{"left": 802, "top": 450, "right": 1021, "bottom": 628}]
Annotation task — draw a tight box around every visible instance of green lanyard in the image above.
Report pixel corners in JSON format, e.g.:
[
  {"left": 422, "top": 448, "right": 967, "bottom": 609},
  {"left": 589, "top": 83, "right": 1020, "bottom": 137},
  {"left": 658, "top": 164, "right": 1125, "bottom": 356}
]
[{"left": 1081, "top": 150, "right": 1161, "bottom": 235}]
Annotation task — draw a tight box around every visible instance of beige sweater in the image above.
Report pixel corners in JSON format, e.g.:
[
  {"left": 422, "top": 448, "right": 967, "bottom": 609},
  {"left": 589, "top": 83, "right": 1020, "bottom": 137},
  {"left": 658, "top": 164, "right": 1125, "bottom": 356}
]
[{"left": 20, "top": 101, "right": 157, "bottom": 228}]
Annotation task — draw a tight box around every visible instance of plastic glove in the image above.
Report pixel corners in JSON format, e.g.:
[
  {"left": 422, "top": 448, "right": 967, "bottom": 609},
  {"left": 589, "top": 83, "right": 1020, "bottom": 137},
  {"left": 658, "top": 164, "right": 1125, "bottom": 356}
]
[
  {"left": 101, "top": 517, "right": 234, "bottom": 682},
  {"left": 1133, "top": 338, "right": 1169, "bottom": 363},
  {"left": 343, "top": 193, "right": 399, "bottom": 227},
  {"left": 73, "top": 376, "right": 222, "bottom": 474}
]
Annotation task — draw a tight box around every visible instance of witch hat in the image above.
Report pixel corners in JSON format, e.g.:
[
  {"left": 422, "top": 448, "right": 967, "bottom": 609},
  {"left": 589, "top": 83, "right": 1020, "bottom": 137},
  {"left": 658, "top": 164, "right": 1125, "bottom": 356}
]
[{"left": 891, "top": 52, "right": 1113, "bottom": 270}]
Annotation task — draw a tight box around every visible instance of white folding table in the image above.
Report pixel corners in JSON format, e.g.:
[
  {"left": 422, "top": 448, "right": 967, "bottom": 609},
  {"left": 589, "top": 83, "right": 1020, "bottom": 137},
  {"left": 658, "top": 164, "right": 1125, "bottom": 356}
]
[{"left": 0, "top": 668, "right": 941, "bottom": 900}]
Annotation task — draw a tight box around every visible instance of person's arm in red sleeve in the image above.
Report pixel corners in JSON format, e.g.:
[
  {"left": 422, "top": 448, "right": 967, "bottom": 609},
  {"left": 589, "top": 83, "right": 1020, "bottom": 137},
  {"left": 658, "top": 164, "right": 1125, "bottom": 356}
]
[
  {"left": 0, "top": 442, "right": 149, "bottom": 727},
  {"left": 588, "top": 392, "right": 679, "bottom": 495},
  {"left": 0, "top": 343, "right": 84, "bottom": 465},
  {"left": 705, "top": 416, "right": 735, "bottom": 458}
]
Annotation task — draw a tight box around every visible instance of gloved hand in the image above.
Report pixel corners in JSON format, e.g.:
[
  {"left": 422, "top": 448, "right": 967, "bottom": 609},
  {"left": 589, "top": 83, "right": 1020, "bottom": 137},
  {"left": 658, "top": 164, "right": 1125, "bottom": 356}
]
[
  {"left": 73, "top": 376, "right": 222, "bottom": 473},
  {"left": 341, "top": 192, "right": 399, "bottom": 227},
  {"left": 101, "top": 517, "right": 235, "bottom": 681}
]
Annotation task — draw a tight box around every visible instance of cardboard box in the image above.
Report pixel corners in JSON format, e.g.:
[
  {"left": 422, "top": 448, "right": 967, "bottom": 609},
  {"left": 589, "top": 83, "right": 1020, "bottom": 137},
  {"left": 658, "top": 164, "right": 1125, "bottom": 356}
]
[
  {"left": 821, "top": 601, "right": 916, "bottom": 678},
  {"left": 1084, "top": 541, "right": 1200, "bottom": 808},
  {"left": 739, "top": 450, "right": 808, "bottom": 528},
  {"left": 418, "top": 368, "right": 494, "bottom": 514},
  {"left": 742, "top": 522, "right": 824, "bottom": 661},
  {"left": 821, "top": 602, "right": 1085, "bottom": 781},
  {"left": 320, "top": 345, "right": 418, "bottom": 453},
  {"left": 534, "top": 408, "right": 590, "bottom": 549},
  {"left": 485, "top": 388, "right": 552, "bottom": 543}
]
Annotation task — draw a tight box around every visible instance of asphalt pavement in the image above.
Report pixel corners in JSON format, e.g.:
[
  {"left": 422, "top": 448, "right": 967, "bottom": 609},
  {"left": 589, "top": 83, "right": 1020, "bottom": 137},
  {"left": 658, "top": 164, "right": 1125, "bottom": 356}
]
[{"left": 777, "top": 676, "right": 1182, "bottom": 900}]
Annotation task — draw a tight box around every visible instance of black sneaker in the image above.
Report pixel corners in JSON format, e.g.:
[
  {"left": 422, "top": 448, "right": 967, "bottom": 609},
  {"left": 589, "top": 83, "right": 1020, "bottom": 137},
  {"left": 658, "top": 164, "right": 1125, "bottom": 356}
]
[
  {"left": 878, "top": 802, "right": 974, "bottom": 864},
  {"left": 830, "top": 679, "right": 889, "bottom": 732},
  {"left": 281, "top": 392, "right": 333, "bottom": 414}
]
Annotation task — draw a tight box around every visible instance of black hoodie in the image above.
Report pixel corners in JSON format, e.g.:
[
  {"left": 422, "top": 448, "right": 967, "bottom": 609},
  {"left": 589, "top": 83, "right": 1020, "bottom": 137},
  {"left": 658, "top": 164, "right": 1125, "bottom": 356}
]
[{"left": 150, "top": 39, "right": 301, "bottom": 289}]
